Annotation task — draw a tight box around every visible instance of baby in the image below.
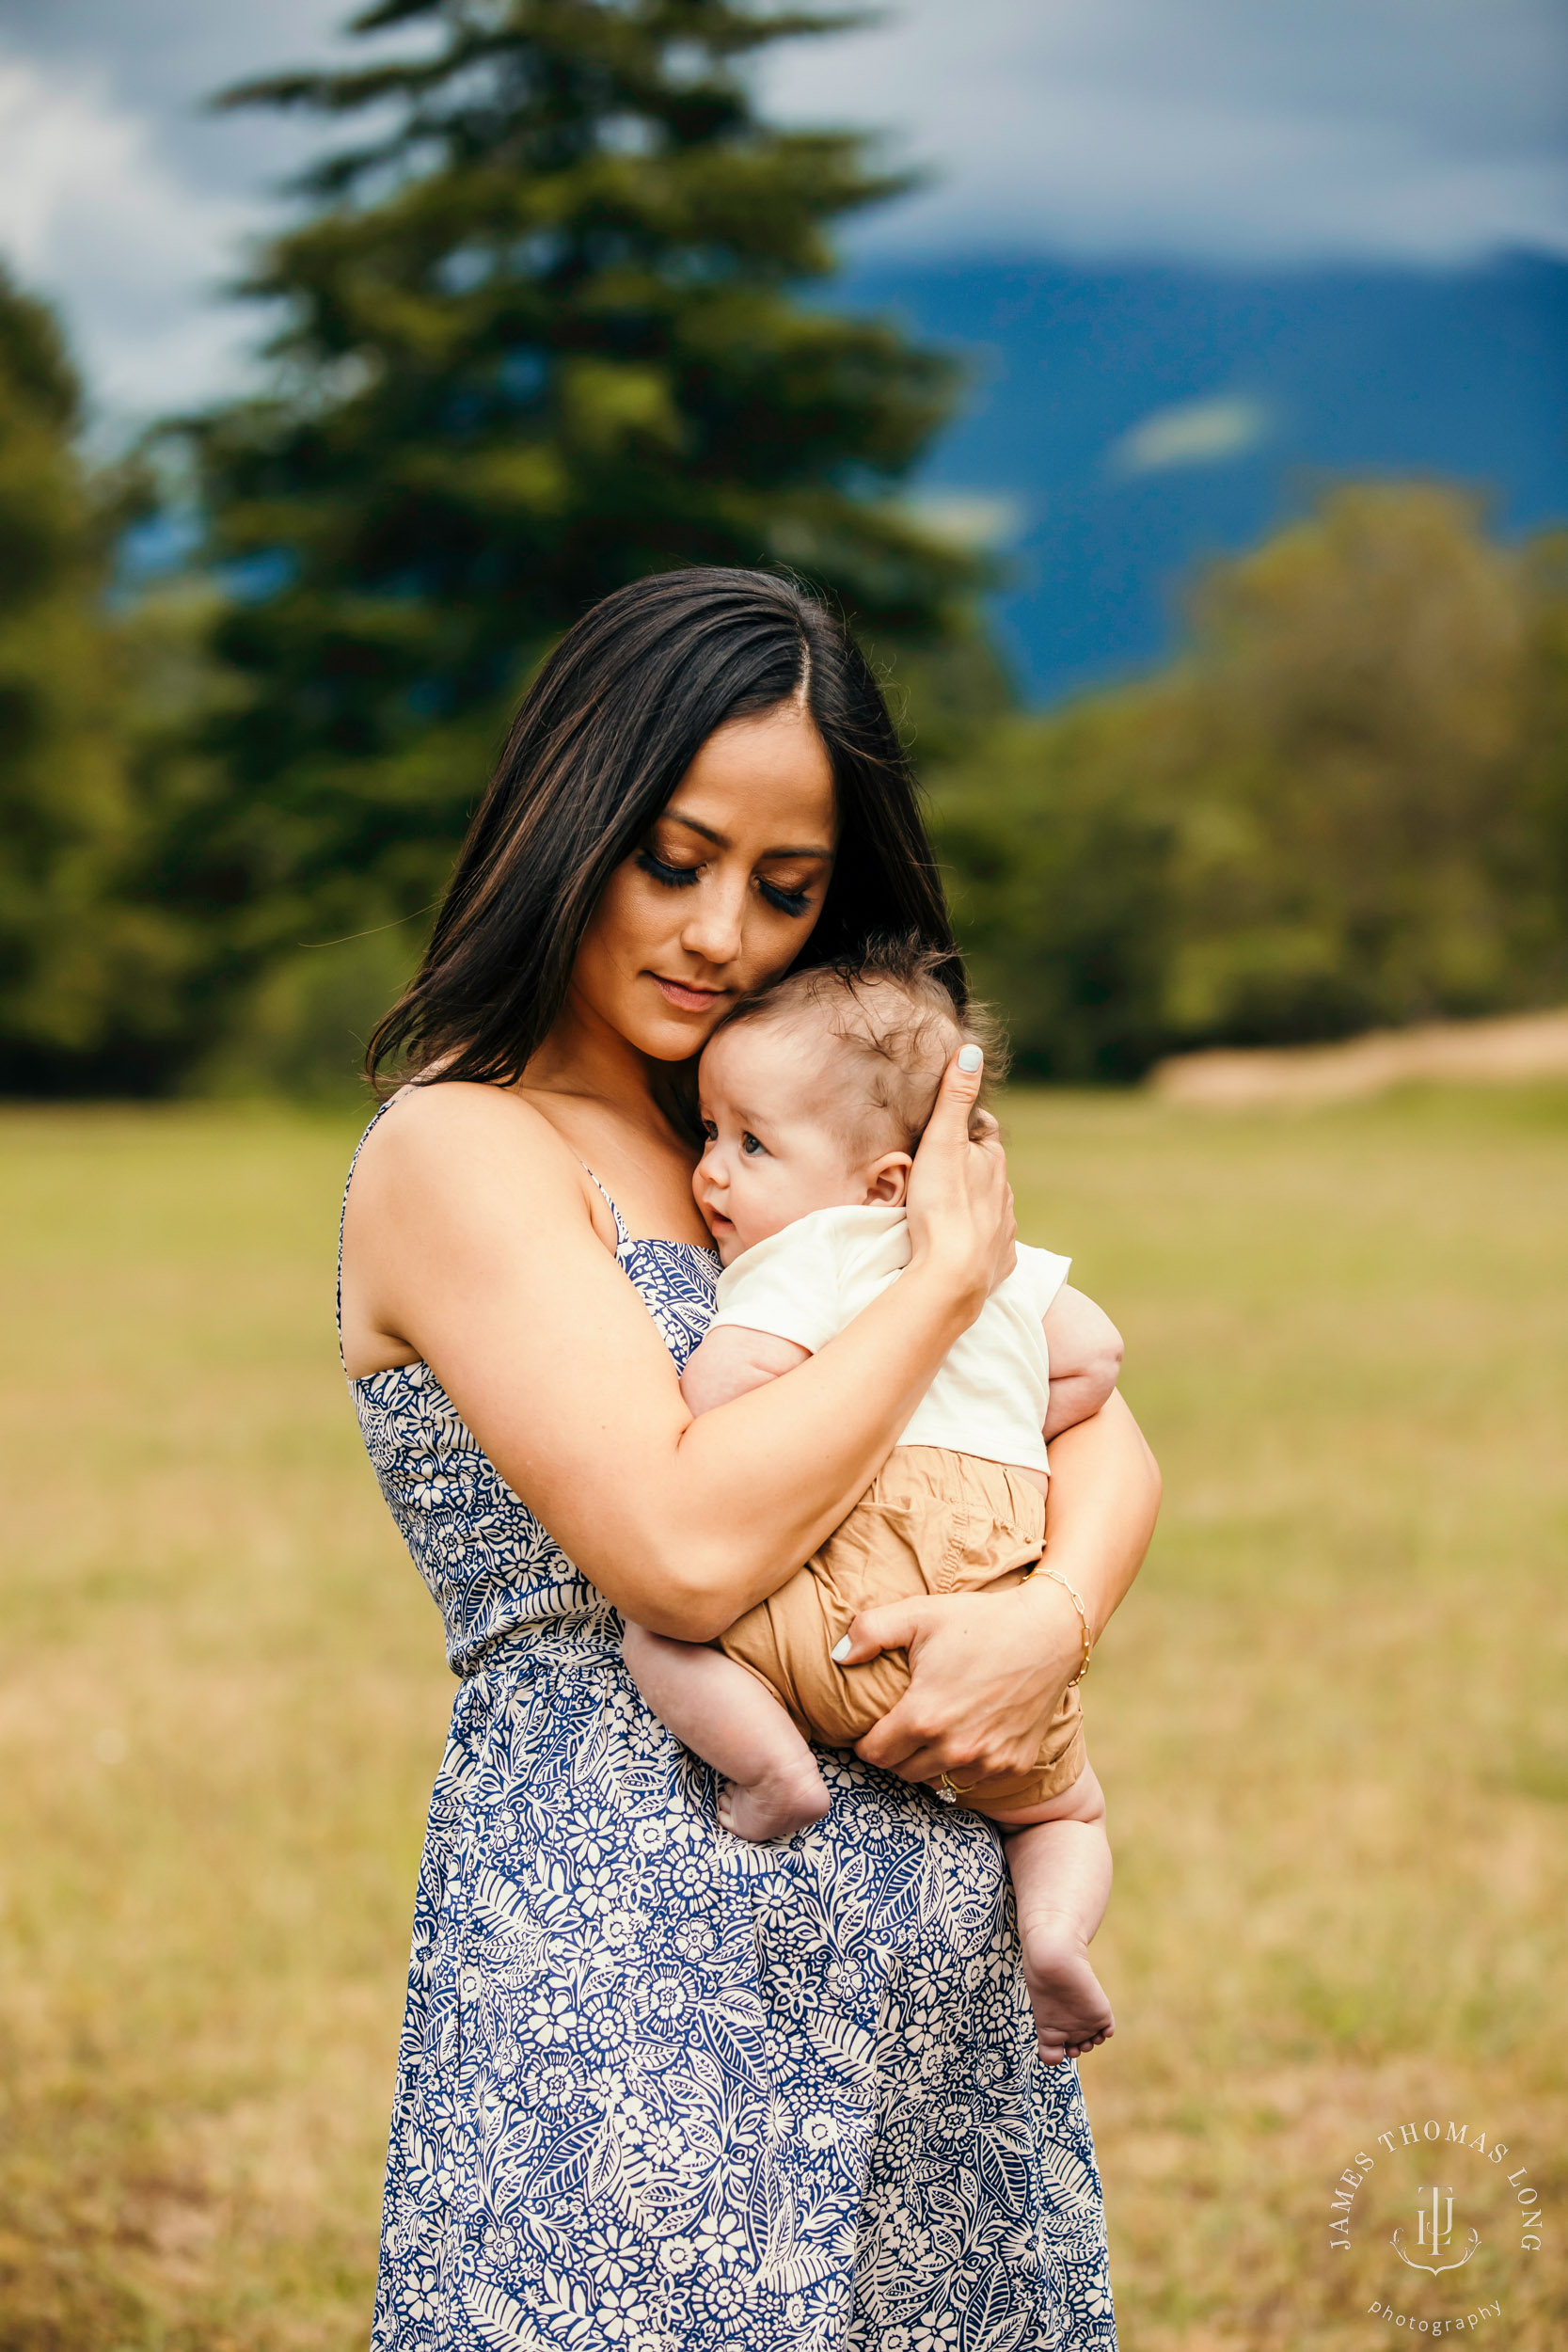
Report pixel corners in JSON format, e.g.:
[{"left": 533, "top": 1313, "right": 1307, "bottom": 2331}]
[{"left": 623, "top": 946, "right": 1121, "bottom": 2064}]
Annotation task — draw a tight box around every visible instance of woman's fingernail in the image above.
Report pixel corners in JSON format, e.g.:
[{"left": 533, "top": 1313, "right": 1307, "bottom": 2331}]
[
  {"left": 830, "top": 1636, "right": 852, "bottom": 1662},
  {"left": 958, "top": 1044, "right": 983, "bottom": 1073}
]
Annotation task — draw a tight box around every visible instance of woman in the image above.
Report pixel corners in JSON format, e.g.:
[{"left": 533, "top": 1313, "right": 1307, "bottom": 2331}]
[{"left": 340, "top": 568, "right": 1160, "bottom": 2351}]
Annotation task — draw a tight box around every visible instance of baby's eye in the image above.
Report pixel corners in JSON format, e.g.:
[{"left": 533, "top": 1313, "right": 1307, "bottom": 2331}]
[
  {"left": 740, "top": 1132, "right": 765, "bottom": 1156},
  {"left": 700, "top": 1120, "right": 717, "bottom": 1142}
]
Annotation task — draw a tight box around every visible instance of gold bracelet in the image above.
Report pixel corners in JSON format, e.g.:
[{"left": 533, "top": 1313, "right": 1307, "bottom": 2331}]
[{"left": 1036, "top": 1565, "right": 1093, "bottom": 1688}]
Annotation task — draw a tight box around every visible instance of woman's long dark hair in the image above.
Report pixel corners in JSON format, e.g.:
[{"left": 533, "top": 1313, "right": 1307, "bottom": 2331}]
[{"left": 366, "top": 567, "right": 964, "bottom": 1093}]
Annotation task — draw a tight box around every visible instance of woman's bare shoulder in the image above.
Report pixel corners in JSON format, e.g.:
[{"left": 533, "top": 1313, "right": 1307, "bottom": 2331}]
[
  {"left": 350, "top": 1081, "right": 594, "bottom": 1231},
  {"left": 341, "top": 1087, "right": 618, "bottom": 1377}
]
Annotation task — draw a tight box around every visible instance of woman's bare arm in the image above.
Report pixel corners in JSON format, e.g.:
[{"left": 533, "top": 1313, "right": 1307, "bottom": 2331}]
[
  {"left": 843, "top": 1390, "right": 1161, "bottom": 1785},
  {"left": 341, "top": 1056, "right": 1014, "bottom": 1642}
]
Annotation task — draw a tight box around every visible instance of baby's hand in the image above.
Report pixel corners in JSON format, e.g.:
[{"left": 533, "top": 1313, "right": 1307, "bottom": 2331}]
[{"left": 680, "top": 1326, "right": 811, "bottom": 1418}]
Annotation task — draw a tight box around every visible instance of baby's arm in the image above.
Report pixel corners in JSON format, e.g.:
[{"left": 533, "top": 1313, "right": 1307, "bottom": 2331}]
[
  {"left": 680, "top": 1325, "right": 811, "bottom": 1418},
  {"left": 1041, "top": 1285, "right": 1124, "bottom": 1441}
]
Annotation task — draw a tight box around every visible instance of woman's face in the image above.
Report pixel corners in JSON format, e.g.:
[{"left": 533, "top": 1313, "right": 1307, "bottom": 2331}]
[{"left": 570, "top": 700, "right": 838, "bottom": 1062}]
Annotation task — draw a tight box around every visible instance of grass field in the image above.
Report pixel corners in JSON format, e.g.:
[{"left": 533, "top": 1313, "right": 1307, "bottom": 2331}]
[{"left": 2, "top": 1089, "right": 1564, "bottom": 2351}]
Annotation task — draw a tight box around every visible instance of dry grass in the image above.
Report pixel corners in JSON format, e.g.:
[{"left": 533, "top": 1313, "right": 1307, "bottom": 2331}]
[
  {"left": 0, "top": 1107, "right": 450, "bottom": 2352},
  {"left": 1008, "top": 1085, "right": 1568, "bottom": 2348},
  {"left": 1, "top": 1089, "right": 1564, "bottom": 2349}
]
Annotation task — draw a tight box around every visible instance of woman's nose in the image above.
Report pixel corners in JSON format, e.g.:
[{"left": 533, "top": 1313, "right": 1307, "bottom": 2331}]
[{"left": 680, "top": 879, "right": 746, "bottom": 968}]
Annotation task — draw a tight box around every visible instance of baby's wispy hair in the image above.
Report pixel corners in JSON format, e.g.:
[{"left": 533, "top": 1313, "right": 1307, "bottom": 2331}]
[{"left": 716, "top": 938, "right": 1006, "bottom": 1153}]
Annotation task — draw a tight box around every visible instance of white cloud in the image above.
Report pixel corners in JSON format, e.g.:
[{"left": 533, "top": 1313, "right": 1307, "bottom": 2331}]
[
  {"left": 1107, "top": 396, "right": 1272, "bottom": 477},
  {"left": 764, "top": 0, "right": 1568, "bottom": 264},
  {"left": 0, "top": 57, "right": 260, "bottom": 417},
  {"left": 901, "top": 490, "right": 1027, "bottom": 548},
  {"left": 0, "top": 0, "right": 1560, "bottom": 429}
]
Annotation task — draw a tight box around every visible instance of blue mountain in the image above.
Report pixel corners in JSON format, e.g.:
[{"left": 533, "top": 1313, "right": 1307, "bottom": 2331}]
[{"left": 836, "top": 253, "right": 1568, "bottom": 706}]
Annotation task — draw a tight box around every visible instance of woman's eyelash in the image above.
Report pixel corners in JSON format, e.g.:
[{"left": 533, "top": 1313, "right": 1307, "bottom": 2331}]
[
  {"left": 637, "top": 849, "right": 699, "bottom": 890},
  {"left": 638, "top": 847, "right": 812, "bottom": 918}
]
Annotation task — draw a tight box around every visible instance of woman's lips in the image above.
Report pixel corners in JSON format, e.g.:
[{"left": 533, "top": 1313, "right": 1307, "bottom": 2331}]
[{"left": 653, "top": 976, "right": 727, "bottom": 1013}]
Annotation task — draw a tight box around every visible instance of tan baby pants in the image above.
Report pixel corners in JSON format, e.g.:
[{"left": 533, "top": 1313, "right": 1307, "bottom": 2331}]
[{"left": 719, "top": 1443, "right": 1086, "bottom": 1815}]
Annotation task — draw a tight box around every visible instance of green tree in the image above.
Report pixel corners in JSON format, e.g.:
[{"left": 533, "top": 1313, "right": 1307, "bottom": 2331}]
[
  {"left": 0, "top": 267, "right": 203, "bottom": 1092},
  {"left": 931, "top": 703, "right": 1180, "bottom": 1082},
  {"left": 934, "top": 485, "right": 1568, "bottom": 1079},
  {"left": 1518, "top": 528, "right": 1568, "bottom": 932},
  {"left": 1161, "top": 483, "right": 1544, "bottom": 1043},
  {"left": 170, "top": 0, "right": 993, "bottom": 1014}
]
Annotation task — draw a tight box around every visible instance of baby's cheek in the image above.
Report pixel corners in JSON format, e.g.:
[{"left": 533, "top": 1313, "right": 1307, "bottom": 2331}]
[{"left": 733, "top": 1203, "right": 798, "bottom": 1252}]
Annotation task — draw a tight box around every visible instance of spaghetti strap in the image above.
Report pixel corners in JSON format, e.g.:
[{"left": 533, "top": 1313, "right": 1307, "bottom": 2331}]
[
  {"left": 338, "top": 1100, "right": 639, "bottom": 1373},
  {"left": 336, "top": 1094, "right": 403, "bottom": 1373},
  {"left": 578, "top": 1161, "right": 632, "bottom": 1251}
]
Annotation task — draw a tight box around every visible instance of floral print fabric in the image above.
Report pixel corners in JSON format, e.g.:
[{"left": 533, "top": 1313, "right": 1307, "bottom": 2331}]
[{"left": 343, "top": 1113, "right": 1116, "bottom": 2350}]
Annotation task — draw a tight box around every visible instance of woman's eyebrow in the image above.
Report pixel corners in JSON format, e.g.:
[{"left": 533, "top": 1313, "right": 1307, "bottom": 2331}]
[
  {"left": 662, "top": 808, "right": 833, "bottom": 861},
  {"left": 663, "top": 809, "right": 727, "bottom": 848}
]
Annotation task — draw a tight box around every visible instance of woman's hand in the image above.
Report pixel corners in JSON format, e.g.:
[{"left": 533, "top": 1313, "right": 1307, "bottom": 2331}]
[
  {"left": 838, "top": 1581, "right": 1086, "bottom": 1788},
  {"left": 903, "top": 1047, "right": 1016, "bottom": 1313},
  {"left": 842, "top": 1392, "right": 1164, "bottom": 1786}
]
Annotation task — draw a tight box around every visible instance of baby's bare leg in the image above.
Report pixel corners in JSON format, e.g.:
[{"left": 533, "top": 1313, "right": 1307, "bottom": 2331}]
[
  {"left": 622, "top": 1622, "right": 830, "bottom": 1841},
  {"left": 986, "top": 1764, "right": 1115, "bottom": 2065}
]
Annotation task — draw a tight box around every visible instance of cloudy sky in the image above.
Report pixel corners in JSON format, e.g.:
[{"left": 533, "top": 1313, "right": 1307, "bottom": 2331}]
[{"left": 0, "top": 0, "right": 1562, "bottom": 420}]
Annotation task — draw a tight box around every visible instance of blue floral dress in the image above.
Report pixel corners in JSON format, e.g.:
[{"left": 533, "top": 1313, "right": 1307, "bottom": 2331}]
[{"left": 343, "top": 1105, "right": 1116, "bottom": 2352}]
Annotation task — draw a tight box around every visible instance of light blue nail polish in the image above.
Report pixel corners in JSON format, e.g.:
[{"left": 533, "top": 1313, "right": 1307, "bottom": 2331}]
[
  {"left": 958, "top": 1044, "right": 983, "bottom": 1073},
  {"left": 830, "top": 1636, "right": 851, "bottom": 1662}
]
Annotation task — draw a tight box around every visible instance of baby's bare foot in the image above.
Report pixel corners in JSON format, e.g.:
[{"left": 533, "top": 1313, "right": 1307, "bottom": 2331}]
[
  {"left": 1019, "top": 1911, "right": 1116, "bottom": 2065},
  {"left": 716, "top": 1762, "right": 831, "bottom": 1843}
]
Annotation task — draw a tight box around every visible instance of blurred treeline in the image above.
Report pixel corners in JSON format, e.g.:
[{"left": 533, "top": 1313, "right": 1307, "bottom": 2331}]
[
  {"left": 939, "top": 485, "right": 1568, "bottom": 1077},
  {"left": 1, "top": 0, "right": 1564, "bottom": 1097}
]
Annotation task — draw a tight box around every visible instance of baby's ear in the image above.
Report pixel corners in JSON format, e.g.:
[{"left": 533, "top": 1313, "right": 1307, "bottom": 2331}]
[{"left": 863, "top": 1152, "right": 912, "bottom": 1206}]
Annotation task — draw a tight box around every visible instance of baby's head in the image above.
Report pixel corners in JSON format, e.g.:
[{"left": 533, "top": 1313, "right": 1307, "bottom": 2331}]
[{"left": 694, "top": 943, "right": 996, "bottom": 1263}]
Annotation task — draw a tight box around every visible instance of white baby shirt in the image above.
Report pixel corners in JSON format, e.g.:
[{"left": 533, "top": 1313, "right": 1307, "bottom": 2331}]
[{"left": 708, "top": 1203, "right": 1071, "bottom": 1475}]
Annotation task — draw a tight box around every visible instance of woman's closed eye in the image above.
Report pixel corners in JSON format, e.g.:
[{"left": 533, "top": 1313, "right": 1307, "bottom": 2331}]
[
  {"left": 637, "top": 844, "right": 815, "bottom": 919},
  {"left": 637, "top": 847, "right": 700, "bottom": 890}
]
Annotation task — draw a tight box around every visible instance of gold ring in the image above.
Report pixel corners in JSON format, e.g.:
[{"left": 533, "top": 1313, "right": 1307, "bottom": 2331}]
[{"left": 937, "top": 1771, "right": 979, "bottom": 1804}]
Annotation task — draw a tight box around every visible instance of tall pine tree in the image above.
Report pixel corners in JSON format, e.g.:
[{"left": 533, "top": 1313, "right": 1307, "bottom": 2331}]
[{"left": 180, "top": 0, "right": 994, "bottom": 972}]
